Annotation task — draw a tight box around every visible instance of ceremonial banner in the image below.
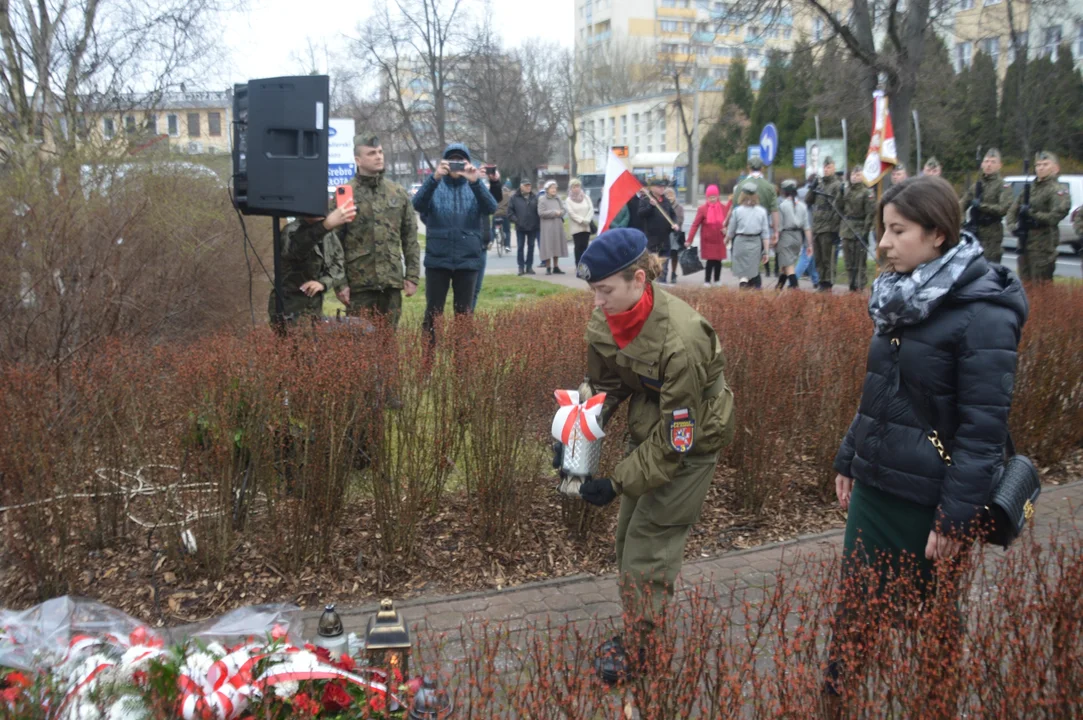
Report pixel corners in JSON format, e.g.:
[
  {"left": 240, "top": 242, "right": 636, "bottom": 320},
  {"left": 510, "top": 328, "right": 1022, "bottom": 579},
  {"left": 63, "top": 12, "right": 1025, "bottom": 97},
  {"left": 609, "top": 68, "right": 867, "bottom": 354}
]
[
  {"left": 597, "top": 151, "right": 643, "bottom": 233},
  {"left": 862, "top": 90, "right": 897, "bottom": 186}
]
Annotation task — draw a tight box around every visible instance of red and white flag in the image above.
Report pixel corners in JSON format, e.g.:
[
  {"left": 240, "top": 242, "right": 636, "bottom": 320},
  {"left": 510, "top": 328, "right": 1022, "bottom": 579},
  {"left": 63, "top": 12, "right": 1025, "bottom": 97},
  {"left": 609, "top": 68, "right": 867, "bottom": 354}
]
[
  {"left": 862, "top": 90, "right": 897, "bottom": 187},
  {"left": 597, "top": 150, "right": 643, "bottom": 233}
]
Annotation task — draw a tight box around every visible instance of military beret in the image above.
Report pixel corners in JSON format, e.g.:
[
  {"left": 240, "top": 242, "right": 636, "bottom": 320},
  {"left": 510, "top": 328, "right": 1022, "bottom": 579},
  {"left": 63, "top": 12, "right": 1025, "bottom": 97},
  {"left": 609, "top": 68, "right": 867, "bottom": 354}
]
[
  {"left": 924, "top": 157, "right": 941, "bottom": 169},
  {"left": 748, "top": 156, "right": 764, "bottom": 170},
  {"left": 781, "top": 179, "right": 798, "bottom": 190},
  {"left": 741, "top": 180, "right": 758, "bottom": 193},
  {"left": 353, "top": 133, "right": 380, "bottom": 148},
  {"left": 1035, "top": 151, "right": 1058, "bottom": 163},
  {"left": 577, "top": 228, "right": 647, "bottom": 282},
  {"left": 822, "top": 156, "right": 835, "bottom": 167}
]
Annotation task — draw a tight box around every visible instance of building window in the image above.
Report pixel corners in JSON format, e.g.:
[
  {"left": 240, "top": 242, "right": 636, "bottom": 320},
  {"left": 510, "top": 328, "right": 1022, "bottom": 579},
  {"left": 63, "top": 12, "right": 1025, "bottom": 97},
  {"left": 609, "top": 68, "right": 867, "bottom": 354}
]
[
  {"left": 187, "top": 112, "right": 200, "bottom": 137},
  {"left": 633, "top": 112, "right": 640, "bottom": 154},
  {"left": 959, "top": 0, "right": 974, "bottom": 9},
  {"left": 814, "top": 18, "right": 823, "bottom": 42},
  {"left": 1041, "top": 25, "right": 1062, "bottom": 58},
  {"left": 124, "top": 115, "right": 137, "bottom": 134},
  {"left": 984, "top": 0, "right": 1000, "bottom": 4},
  {"left": 955, "top": 41, "right": 972, "bottom": 71},
  {"left": 657, "top": 110, "right": 666, "bottom": 152},
  {"left": 166, "top": 114, "right": 178, "bottom": 136},
  {"left": 661, "top": 20, "right": 678, "bottom": 32},
  {"left": 621, "top": 114, "right": 628, "bottom": 140},
  {"left": 1009, "top": 31, "right": 1028, "bottom": 63},
  {"left": 76, "top": 116, "right": 88, "bottom": 139},
  {"left": 608, "top": 117, "right": 615, "bottom": 145},
  {"left": 981, "top": 37, "right": 999, "bottom": 65},
  {"left": 208, "top": 112, "right": 222, "bottom": 136},
  {"left": 103, "top": 117, "right": 115, "bottom": 139}
]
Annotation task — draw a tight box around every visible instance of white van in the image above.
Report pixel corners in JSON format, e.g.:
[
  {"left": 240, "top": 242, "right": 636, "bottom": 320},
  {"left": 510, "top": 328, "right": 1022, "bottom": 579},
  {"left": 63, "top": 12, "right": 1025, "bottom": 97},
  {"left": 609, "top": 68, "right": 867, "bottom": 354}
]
[{"left": 1000, "top": 174, "right": 1083, "bottom": 256}]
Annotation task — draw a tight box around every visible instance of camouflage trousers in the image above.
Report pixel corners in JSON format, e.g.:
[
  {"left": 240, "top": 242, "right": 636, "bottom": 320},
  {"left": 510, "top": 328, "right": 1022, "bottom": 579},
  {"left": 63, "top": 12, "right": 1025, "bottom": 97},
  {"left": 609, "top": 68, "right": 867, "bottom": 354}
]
[
  {"left": 973, "top": 224, "right": 1004, "bottom": 263},
  {"left": 842, "top": 236, "right": 868, "bottom": 290},
  {"left": 615, "top": 451, "right": 719, "bottom": 629},
  {"left": 1017, "top": 239, "right": 1057, "bottom": 283},
  {"left": 814, "top": 232, "right": 839, "bottom": 286},
  {"left": 348, "top": 287, "right": 403, "bottom": 328}
]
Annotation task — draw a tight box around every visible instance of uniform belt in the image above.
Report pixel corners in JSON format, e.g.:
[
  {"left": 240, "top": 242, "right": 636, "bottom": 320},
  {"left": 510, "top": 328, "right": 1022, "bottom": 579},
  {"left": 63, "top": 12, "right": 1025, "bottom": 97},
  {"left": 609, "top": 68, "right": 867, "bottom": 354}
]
[
  {"left": 736, "top": 233, "right": 762, "bottom": 237},
  {"left": 782, "top": 227, "right": 803, "bottom": 232}
]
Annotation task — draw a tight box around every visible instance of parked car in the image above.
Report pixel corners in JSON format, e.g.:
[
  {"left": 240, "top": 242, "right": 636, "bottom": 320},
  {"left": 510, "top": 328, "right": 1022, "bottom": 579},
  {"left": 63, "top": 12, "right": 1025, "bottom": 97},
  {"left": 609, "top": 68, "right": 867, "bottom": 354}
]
[
  {"left": 578, "top": 173, "right": 605, "bottom": 214},
  {"left": 1000, "top": 174, "right": 1082, "bottom": 256}
]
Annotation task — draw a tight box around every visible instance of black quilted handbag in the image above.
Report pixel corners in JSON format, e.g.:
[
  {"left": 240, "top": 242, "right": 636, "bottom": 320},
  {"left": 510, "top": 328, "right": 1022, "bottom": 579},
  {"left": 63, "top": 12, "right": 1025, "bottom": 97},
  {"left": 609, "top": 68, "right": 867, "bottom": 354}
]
[
  {"left": 983, "top": 435, "right": 1040, "bottom": 549},
  {"left": 900, "top": 370, "right": 1040, "bottom": 549}
]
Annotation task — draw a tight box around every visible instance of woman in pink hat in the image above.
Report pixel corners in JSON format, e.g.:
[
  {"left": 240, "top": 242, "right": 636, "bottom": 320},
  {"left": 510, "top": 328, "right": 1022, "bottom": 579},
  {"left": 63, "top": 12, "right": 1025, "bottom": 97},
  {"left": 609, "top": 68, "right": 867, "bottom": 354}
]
[{"left": 687, "top": 185, "right": 731, "bottom": 287}]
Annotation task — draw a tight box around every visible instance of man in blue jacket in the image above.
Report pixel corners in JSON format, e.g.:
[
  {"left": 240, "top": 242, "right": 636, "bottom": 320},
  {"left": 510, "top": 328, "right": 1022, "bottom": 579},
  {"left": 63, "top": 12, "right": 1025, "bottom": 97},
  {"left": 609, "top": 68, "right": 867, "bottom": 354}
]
[{"left": 412, "top": 143, "right": 497, "bottom": 341}]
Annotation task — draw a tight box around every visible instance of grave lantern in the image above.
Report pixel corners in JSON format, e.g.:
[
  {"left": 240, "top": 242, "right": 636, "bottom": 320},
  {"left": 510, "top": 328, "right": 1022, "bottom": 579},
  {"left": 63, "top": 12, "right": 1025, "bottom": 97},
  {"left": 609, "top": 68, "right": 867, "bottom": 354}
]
[{"left": 365, "top": 598, "right": 411, "bottom": 680}]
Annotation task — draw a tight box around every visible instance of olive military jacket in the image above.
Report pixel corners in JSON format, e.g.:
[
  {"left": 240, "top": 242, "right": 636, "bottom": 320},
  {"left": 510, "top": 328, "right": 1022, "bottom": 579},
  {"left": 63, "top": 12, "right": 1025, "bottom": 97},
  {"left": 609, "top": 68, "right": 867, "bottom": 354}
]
[
  {"left": 729, "top": 174, "right": 779, "bottom": 214},
  {"left": 298, "top": 173, "right": 421, "bottom": 291},
  {"left": 840, "top": 183, "right": 875, "bottom": 240},
  {"left": 586, "top": 285, "right": 736, "bottom": 500},
  {"left": 809, "top": 174, "right": 843, "bottom": 234},
  {"left": 959, "top": 172, "right": 1013, "bottom": 227},
  {"left": 268, "top": 219, "right": 345, "bottom": 320},
  {"left": 1006, "top": 175, "right": 1071, "bottom": 250}
]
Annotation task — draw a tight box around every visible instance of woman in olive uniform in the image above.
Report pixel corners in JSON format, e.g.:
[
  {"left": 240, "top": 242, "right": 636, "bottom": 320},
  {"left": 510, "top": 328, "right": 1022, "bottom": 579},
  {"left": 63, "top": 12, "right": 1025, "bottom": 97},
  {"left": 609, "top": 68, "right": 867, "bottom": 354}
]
[{"left": 570, "top": 227, "right": 736, "bottom": 684}]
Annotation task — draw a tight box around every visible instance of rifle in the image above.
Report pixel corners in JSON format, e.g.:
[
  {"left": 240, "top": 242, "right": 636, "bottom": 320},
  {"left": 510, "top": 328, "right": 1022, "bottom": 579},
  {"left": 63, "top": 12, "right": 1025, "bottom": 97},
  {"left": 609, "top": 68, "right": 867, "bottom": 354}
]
[
  {"left": 964, "top": 146, "right": 983, "bottom": 235},
  {"left": 1015, "top": 159, "right": 1031, "bottom": 256}
]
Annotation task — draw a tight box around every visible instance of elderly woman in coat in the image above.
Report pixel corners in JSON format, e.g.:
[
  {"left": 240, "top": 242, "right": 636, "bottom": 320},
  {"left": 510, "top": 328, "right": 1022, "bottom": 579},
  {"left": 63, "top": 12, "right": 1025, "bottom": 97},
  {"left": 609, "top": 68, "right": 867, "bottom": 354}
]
[{"left": 538, "top": 180, "right": 568, "bottom": 274}]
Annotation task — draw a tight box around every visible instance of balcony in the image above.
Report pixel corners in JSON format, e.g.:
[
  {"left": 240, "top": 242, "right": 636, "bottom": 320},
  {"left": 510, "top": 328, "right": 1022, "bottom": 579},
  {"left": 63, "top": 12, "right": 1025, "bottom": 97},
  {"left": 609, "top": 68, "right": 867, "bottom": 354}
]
[{"left": 692, "top": 30, "right": 716, "bottom": 43}]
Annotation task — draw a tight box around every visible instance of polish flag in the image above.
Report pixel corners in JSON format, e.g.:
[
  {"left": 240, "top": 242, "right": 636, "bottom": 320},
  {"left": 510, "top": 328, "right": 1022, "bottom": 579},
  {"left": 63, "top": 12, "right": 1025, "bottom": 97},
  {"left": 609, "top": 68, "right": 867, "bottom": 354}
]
[
  {"left": 862, "top": 90, "right": 897, "bottom": 187},
  {"left": 597, "top": 151, "right": 643, "bottom": 233}
]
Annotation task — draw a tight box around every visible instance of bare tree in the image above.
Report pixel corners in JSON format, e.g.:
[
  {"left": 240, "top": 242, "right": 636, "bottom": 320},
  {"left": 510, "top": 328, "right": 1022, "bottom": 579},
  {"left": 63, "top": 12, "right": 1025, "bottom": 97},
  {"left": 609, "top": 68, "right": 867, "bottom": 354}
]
[
  {"left": 0, "top": 0, "right": 231, "bottom": 167},
  {"left": 353, "top": 0, "right": 476, "bottom": 166}
]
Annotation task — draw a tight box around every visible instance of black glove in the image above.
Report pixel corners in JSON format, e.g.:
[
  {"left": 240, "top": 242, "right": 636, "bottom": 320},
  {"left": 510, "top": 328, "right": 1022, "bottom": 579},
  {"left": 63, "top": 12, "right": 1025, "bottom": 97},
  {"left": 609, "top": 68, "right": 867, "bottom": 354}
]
[
  {"left": 969, "top": 199, "right": 981, "bottom": 211},
  {"left": 579, "top": 478, "right": 618, "bottom": 507},
  {"left": 1018, "top": 205, "right": 1031, "bottom": 221},
  {"left": 552, "top": 442, "right": 564, "bottom": 471}
]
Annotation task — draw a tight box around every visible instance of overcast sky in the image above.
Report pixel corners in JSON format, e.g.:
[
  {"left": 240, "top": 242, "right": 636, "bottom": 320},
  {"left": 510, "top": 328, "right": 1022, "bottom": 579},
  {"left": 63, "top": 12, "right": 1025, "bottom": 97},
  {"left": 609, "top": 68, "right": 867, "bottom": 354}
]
[{"left": 221, "top": 0, "right": 575, "bottom": 86}]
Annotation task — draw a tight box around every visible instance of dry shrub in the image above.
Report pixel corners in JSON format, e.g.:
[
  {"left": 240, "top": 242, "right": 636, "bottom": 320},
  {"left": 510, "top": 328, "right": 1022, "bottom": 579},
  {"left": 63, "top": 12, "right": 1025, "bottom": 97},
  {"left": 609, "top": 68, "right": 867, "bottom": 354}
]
[
  {"left": 409, "top": 528, "right": 1083, "bottom": 719},
  {"left": 0, "top": 156, "right": 250, "bottom": 366},
  {"left": 1010, "top": 282, "right": 1083, "bottom": 464}
]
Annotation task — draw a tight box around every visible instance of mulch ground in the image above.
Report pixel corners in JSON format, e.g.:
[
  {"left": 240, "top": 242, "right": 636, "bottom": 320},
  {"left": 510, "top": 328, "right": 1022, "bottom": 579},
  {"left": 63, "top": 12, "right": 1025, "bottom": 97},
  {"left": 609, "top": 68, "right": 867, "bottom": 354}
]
[{"left": 2, "top": 450, "right": 1080, "bottom": 625}]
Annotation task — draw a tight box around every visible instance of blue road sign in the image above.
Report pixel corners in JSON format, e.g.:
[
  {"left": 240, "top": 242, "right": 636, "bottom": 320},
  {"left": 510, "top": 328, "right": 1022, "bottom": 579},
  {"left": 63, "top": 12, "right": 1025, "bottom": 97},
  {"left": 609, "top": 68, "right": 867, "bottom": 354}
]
[
  {"left": 759, "top": 123, "right": 778, "bottom": 166},
  {"left": 793, "top": 147, "right": 806, "bottom": 168},
  {"left": 747, "top": 145, "right": 761, "bottom": 163}
]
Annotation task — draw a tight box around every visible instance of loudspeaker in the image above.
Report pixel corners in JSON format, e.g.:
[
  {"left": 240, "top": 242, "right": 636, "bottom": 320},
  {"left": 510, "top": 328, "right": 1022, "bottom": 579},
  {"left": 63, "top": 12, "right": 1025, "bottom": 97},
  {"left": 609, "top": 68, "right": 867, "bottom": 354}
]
[{"left": 232, "top": 75, "right": 330, "bottom": 217}]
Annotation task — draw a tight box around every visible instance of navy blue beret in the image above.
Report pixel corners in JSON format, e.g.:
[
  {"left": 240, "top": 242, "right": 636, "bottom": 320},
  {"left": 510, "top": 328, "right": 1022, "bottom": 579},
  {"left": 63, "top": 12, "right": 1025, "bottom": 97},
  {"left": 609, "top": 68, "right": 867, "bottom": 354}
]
[{"left": 576, "top": 228, "right": 648, "bottom": 281}]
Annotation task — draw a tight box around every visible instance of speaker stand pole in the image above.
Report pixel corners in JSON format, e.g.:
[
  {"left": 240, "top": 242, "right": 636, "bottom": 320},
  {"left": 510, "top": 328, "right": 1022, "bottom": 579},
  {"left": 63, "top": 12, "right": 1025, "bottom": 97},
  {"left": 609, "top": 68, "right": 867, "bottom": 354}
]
[{"left": 271, "top": 214, "right": 287, "bottom": 336}]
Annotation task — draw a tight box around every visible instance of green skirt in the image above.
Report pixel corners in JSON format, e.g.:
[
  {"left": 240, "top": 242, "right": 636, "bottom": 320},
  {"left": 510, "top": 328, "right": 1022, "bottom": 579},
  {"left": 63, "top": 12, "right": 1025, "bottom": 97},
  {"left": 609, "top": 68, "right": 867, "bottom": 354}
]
[{"left": 843, "top": 480, "right": 937, "bottom": 596}]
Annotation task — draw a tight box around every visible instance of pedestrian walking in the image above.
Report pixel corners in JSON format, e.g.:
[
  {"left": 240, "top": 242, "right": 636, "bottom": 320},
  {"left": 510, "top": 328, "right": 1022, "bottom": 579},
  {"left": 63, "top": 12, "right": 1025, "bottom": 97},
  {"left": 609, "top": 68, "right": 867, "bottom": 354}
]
[
  {"left": 810, "top": 157, "right": 843, "bottom": 291},
  {"left": 824, "top": 176, "right": 1027, "bottom": 717},
  {"left": 662, "top": 187, "right": 686, "bottom": 284},
  {"left": 411, "top": 142, "right": 497, "bottom": 341},
  {"left": 687, "top": 184, "right": 730, "bottom": 287},
  {"left": 566, "top": 178, "right": 595, "bottom": 267},
  {"left": 959, "top": 149, "right": 1013, "bottom": 263},
  {"left": 776, "top": 180, "right": 810, "bottom": 290},
  {"left": 472, "top": 169, "right": 504, "bottom": 311},
  {"left": 538, "top": 181, "right": 568, "bottom": 274},
  {"left": 508, "top": 179, "right": 540, "bottom": 275},
  {"left": 730, "top": 157, "right": 780, "bottom": 277},
  {"left": 568, "top": 227, "right": 735, "bottom": 685},
  {"left": 492, "top": 184, "right": 512, "bottom": 252},
  {"left": 841, "top": 166, "right": 876, "bottom": 292},
  {"left": 726, "top": 181, "right": 771, "bottom": 289},
  {"left": 1005, "top": 151, "right": 1071, "bottom": 283},
  {"left": 297, "top": 132, "right": 419, "bottom": 327}
]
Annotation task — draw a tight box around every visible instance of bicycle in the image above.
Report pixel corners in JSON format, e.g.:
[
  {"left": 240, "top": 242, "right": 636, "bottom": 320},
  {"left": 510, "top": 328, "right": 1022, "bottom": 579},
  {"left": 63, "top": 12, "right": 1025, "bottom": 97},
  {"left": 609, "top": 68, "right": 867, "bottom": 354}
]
[{"left": 492, "top": 222, "right": 506, "bottom": 257}]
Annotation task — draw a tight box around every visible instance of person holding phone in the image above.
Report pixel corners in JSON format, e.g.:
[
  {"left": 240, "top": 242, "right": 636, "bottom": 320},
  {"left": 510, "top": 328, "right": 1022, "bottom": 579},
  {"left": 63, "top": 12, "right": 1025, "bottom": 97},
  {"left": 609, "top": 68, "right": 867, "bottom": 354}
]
[
  {"left": 295, "top": 131, "right": 420, "bottom": 328},
  {"left": 412, "top": 143, "right": 497, "bottom": 342}
]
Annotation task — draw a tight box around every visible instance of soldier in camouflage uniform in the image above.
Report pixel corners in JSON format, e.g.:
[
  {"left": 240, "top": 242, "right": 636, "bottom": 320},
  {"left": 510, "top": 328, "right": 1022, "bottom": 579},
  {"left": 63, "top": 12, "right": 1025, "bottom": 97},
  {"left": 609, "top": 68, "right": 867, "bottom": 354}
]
[
  {"left": 959, "top": 149, "right": 1013, "bottom": 262},
  {"left": 731, "top": 157, "right": 780, "bottom": 279},
  {"left": 296, "top": 132, "right": 421, "bottom": 327},
  {"left": 809, "top": 157, "right": 843, "bottom": 291},
  {"left": 1006, "top": 151, "right": 1071, "bottom": 283},
  {"left": 267, "top": 217, "right": 345, "bottom": 323},
  {"left": 840, "top": 166, "right": 876, "bottom": 291}
]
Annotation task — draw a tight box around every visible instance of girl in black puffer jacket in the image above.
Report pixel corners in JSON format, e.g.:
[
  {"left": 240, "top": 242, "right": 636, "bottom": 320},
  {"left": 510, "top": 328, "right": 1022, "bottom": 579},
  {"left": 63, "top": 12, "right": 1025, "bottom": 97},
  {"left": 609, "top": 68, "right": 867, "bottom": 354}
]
[{"left": 824, "top": 176, "right": 1028, "bottom": 710}]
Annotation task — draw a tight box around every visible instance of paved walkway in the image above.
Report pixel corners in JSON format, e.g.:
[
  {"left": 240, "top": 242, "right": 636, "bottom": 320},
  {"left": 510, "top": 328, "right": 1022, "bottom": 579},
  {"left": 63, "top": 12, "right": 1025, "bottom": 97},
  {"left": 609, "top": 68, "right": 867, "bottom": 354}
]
[{"left": 304, "top": 479, "right": 1083, "bottom": 646}]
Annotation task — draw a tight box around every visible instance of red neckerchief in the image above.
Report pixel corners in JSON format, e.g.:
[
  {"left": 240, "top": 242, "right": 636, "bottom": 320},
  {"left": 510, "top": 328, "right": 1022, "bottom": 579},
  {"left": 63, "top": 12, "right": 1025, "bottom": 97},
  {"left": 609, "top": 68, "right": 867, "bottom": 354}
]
[{"left": 605, "top": 283, "right": 654, "bottom": 349}]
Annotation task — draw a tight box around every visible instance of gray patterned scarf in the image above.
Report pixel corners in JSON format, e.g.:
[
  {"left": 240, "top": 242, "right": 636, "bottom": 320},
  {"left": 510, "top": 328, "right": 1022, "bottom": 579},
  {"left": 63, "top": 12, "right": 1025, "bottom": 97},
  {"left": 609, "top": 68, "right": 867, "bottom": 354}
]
[{"left": 868, "top": 233, "right": 984, "bottom": 334}]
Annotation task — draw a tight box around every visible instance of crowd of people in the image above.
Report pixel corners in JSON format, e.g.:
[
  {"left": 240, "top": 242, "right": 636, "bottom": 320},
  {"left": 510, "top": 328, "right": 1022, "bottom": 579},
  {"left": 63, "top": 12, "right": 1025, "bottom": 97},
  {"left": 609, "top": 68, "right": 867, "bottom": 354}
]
[{"left": 267, "top": 134, "right": 1074, "bottom": 716}]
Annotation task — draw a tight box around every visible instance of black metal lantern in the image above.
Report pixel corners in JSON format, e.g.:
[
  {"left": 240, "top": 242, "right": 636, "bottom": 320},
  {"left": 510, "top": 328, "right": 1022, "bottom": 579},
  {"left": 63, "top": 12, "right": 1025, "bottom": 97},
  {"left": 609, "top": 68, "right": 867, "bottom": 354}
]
[
  {"left": 312, "top": 604, "right": 348, "bottom": 657},
  {"left": 365, "top": 598, "right": 411, "bottom": 681},
  {"left": 409, "top": 675, "right": 453, "bottom": 719}
]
